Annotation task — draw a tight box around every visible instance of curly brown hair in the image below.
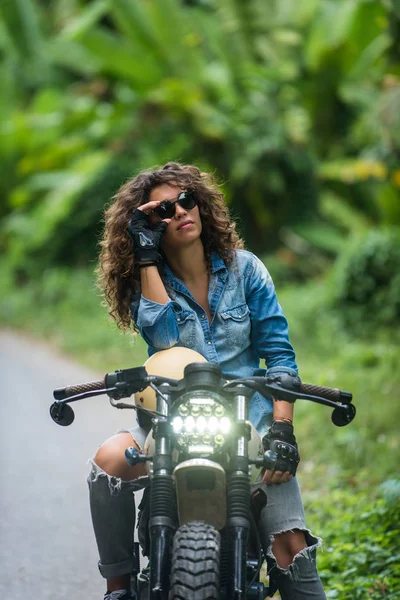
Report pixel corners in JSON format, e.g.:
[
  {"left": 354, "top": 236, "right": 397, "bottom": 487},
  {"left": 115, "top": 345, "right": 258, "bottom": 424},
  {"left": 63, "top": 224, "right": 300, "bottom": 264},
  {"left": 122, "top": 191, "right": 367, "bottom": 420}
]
[{"left": 97, "top": 162, "right": 244, "bottom": 331}]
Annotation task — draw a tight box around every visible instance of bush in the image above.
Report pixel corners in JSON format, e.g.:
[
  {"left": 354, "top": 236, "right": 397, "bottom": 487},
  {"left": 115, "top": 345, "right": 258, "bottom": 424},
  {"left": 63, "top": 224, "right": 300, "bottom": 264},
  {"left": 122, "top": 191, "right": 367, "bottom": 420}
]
[
  {"left": 305, "top": 479, "right": 400, "bottom": 599},
  {"left": 332, "top": 228, "right": 400, "bottom": 330}
]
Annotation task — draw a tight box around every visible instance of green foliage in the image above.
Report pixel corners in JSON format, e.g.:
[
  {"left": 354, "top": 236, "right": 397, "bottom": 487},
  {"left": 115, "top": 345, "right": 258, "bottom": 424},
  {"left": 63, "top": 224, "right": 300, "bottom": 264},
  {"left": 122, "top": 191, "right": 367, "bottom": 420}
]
[
  {"left": 2, "top": 0, "right": 400, "bottom": 277},
  {"left": 304, "top": 483, "right": 400, "bottom": 599},
  {"left": 332, "top": 227, "right": 400, "bottom": 330}
]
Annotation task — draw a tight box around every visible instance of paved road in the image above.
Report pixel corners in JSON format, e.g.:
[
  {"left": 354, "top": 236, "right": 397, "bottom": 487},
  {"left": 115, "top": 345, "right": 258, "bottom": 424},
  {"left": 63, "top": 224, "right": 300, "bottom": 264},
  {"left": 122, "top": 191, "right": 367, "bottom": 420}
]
[{"left": 0, "top": 330, "right": 141, "bottom": 600}]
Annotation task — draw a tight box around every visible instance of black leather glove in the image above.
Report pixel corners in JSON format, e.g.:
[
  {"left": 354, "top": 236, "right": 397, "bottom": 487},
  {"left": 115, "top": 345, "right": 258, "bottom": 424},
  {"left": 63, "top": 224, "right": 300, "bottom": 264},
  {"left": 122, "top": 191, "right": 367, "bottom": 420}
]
[
  {"left": 262, "top": 421, "right": 300, "bottom": 476},
  {"left": 127, "top": 209, "right": 167, "bottom": 266}
]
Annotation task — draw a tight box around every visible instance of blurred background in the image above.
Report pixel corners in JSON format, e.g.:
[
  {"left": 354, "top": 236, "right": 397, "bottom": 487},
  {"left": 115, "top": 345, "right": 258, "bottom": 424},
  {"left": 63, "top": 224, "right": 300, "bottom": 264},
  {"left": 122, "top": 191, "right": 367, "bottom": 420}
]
[{"left": 0, "top": 1, "right": 399, "bottom": 598}]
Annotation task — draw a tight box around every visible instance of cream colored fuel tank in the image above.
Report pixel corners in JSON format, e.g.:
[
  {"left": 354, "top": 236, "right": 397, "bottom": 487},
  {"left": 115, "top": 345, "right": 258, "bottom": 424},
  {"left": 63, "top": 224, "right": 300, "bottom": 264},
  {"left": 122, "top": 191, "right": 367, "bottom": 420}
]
[{"left": 135, "top": 347, "right": 207, "bottom": 412}]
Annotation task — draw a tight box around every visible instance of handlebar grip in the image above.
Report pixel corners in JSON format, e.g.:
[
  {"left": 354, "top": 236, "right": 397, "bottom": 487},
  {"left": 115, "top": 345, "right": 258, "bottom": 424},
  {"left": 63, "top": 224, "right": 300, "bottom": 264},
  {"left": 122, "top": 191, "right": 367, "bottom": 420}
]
[
  {"left": 298, "top": 382, "right": 352, "bottom": 403},
  {"left": 53, "top": 379, "right": 105, "bottom": 400}
]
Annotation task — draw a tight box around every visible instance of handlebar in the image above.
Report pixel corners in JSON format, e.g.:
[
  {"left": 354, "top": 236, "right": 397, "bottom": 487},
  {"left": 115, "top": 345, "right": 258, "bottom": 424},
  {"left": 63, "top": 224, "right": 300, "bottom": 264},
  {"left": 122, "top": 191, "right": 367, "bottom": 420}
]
[{"left": 50, "top": 365, "right": 355, "bottom": 427}]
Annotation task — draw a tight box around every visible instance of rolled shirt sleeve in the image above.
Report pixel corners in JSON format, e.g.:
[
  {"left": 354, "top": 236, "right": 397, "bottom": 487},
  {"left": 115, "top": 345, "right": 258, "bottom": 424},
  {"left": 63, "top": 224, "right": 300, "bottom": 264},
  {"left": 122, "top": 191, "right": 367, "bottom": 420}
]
[
  {"left": 134, "top": 295, "right": 180, "bottom": 350},
  {"left": 245, "top": 256, "right": 298, "bottom": 377}
]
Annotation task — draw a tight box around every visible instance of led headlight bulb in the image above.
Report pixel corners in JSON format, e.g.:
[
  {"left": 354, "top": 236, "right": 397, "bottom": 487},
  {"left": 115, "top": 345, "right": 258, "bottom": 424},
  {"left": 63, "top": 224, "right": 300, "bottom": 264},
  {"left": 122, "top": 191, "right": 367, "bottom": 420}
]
[
  {"left": 208, "top": 416, "right": 219, "bottom": 434},
  {"left": 191, "top": 404, "right": 201, "bottom": 417},
  {"left": 203, "top": 405, "right": 212, "bottom": 417},
  {"left": 172, "top": 416, "right": 183, "bottom": 433},
  {"left": 179, "top": 405, "right": 189, "bottom": 417},
  {"left": 220, "top": 417, "right": 231, "bottom": 434},
  {"left": 184, "top": 415, "right": 195, "bottom": 433},
  {"left": 196, "top": 415, "right": 207, "bottom": 434},
  {"left": 215, "top": 405, "right": 225, "bottom": 417}
]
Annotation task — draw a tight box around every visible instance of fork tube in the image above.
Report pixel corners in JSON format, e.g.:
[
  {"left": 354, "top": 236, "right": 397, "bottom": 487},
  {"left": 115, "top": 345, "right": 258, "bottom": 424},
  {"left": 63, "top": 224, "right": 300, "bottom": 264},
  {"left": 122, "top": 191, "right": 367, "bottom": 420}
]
[
  {"left": 149, "top": 384, "right": 176, "bottom": 600},
  {"left": 227, "top": 386, "right": 252, "bottom": 599}
]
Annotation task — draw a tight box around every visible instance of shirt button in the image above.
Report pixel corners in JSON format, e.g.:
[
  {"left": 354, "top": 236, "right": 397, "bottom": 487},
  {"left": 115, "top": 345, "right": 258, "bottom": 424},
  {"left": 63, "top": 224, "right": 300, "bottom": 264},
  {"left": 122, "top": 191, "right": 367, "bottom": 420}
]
[
  {"left": 207, "top": 341, "right": 212, "bottom": 345},
  {"left": 177, "top": 318, "right": 181, "bottom": 322},
  {"left": 201, "top": 314, "right": 206, "bottom": 319}
]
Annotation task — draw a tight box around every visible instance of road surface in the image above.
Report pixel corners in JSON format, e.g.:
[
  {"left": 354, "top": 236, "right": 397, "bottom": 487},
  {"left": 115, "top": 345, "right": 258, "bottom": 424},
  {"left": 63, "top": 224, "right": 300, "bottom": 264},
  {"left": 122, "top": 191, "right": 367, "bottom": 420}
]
[{"left": 0, "top": 330, "right": 141, "bottom": 600}]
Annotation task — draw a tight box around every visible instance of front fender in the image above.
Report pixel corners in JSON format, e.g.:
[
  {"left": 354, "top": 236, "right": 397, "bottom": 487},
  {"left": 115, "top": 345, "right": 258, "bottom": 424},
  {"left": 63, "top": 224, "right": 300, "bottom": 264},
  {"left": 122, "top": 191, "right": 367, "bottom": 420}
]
[{"left": 173, "top": 459, "right": 227, "bottom": 530}]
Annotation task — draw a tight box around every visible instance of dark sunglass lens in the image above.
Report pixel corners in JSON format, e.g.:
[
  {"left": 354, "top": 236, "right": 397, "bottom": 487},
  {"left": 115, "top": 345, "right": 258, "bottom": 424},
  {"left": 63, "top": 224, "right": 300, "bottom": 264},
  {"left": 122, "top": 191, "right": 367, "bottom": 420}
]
[
  {"left": 178, "top": 191, "right": 196, "bottom": 210},
  {"left": 155, "top": 200, "right": 174, "bottom": 219}
]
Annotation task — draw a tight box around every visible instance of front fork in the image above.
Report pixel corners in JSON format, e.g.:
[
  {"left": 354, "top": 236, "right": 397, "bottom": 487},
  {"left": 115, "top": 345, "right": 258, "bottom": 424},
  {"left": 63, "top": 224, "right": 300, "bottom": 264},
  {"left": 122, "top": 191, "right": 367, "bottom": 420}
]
[
  {"left": 227, "top": 386, "right": 252, "bottom": 599},
  {"left": 149, "top": 385, "right": 176, "bottom": 600}
]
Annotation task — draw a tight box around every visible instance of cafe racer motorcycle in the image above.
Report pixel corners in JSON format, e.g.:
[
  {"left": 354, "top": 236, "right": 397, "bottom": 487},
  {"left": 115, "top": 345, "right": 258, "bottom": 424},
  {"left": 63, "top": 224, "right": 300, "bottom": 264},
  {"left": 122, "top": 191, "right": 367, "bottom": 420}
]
[{"left": 50, "top": 348, "right": 355, "bottom": 599}]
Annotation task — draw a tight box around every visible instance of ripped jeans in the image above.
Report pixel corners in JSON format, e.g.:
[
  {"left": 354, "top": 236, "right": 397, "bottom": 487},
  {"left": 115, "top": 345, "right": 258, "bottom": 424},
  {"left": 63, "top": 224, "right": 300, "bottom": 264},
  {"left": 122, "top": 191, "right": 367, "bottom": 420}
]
[{"left": 88, "top": 429, "right": 326, "bottom": 600}]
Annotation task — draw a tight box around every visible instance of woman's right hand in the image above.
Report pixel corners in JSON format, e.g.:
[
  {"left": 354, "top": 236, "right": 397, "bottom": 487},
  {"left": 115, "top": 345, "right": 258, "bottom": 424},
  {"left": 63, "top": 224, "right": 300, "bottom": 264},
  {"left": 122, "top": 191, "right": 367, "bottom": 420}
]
[{"left": 127, "top": 202, "right": 169, "bottom": 266}]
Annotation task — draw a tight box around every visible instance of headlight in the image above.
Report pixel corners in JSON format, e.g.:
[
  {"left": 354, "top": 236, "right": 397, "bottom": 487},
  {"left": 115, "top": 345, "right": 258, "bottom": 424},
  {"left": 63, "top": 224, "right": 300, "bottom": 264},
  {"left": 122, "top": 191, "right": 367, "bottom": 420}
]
[{"left": 171, "top": 391, "right": 232, "bottom": 455}]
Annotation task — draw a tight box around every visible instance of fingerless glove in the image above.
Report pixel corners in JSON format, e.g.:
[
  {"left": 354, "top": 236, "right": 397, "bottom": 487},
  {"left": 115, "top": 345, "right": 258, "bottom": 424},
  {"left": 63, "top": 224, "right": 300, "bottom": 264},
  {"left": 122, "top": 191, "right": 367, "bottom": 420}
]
[
  {"left": 127, "top": 209, "right": 167, "bottom": 265},
  {"left": 262, "top": 420, "right": 300, "bottom": 476}
]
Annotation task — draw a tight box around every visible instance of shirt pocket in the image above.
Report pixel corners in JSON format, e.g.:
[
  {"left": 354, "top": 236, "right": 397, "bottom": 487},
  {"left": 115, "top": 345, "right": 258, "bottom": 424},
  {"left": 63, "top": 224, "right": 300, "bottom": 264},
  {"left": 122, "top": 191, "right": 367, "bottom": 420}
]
[
  {"left": 221, "top": 304, "right": 251, "bottom": 349},
  {"left": 175, "top": 310, "right": 197, "bottom": 347}
]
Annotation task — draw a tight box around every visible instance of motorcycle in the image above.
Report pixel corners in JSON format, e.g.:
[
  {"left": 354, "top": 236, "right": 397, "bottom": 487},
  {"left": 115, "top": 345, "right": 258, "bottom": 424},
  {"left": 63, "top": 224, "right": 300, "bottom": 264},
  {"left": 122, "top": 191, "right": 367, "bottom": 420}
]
[{"left": 50, "top": 352, "right": 355, "bottom": 600}]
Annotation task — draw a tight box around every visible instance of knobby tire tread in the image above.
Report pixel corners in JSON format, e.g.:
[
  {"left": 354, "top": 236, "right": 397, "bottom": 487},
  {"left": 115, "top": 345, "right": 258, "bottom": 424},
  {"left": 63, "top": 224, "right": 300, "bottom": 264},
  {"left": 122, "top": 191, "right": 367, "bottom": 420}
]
[{"left": 169, "top": 521, "right": 220, "bottom": 600}]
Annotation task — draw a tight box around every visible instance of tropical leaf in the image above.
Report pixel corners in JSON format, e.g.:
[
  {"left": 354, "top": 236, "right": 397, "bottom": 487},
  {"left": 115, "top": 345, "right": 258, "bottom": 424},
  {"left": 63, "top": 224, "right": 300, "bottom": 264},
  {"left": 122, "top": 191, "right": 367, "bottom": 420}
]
[
  {"left": 304, "top": 0, "right": 360, "bottom": 70},
  {"left": 0, "top": 0, "right": 43, "bottom": 59}
]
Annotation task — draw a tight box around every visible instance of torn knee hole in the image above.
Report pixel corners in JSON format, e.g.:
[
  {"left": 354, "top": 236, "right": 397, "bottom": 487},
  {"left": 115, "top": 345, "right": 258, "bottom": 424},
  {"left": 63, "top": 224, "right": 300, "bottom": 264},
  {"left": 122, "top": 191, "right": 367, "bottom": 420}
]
[
  {"left": 87, "top": 459, "right": 123, "bottom": 495},
  {"left": 268, "top": 529, "right": 322, "bottom": 572}
]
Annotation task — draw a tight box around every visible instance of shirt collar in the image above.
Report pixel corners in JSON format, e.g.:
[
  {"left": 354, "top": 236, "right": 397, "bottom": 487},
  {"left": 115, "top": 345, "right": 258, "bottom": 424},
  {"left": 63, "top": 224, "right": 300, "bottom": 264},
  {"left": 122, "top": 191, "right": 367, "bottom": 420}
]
[
  {"left": 210, "top": 252, "right": 227, "bottom": 274},
  {"left": 162, "top": 251, "right": 227, "bottom": 284}
]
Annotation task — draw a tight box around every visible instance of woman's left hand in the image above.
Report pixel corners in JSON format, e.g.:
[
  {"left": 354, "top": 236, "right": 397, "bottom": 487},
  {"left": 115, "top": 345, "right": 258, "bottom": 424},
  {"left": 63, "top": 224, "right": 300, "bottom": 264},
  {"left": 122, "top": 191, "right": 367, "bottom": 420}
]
[
  {"left": 261, "top": 420, "right": 300, "bottom": 485},
  {"left": 262, "top": 468, "right": 293, "bottom": 486}
]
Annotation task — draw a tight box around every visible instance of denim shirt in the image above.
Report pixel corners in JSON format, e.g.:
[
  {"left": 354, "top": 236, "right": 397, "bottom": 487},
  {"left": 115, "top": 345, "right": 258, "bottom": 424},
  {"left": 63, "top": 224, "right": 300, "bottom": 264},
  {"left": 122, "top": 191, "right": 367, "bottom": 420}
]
[{"left": 131, "top": 250, "right": 298, "bottom": 437}]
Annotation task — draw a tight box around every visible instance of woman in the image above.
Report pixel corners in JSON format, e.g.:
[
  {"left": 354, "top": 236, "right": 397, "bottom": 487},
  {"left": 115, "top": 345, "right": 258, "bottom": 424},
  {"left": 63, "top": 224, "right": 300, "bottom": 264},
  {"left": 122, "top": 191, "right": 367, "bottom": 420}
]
[{"left": 90, "top": 162, "right": 326, "bottom": 600}]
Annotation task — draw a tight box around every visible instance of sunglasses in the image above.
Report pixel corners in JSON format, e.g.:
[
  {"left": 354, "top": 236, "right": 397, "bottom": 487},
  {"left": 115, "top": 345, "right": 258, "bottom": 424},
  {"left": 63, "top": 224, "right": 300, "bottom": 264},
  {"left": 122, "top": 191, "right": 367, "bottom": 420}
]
[{"left": 153, "top": 190, "right": 197, "bottom": 220}]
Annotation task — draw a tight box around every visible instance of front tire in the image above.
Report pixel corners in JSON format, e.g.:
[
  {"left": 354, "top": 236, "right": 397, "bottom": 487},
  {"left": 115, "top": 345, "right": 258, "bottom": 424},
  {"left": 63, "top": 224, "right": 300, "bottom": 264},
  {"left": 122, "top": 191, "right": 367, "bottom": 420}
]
[{"left": 169, "top": 520, "right": 220, "bottom": 600}]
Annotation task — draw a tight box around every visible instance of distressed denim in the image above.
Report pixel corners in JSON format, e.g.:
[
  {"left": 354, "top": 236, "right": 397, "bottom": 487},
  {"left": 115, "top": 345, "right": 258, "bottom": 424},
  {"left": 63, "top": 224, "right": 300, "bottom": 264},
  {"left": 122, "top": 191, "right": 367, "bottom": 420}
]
[
  {"left": 131, "top": 250, "right": 298, "bottom": 438},
  {"left": 254, "top": 475, "right": 326, "bottom": 599}
]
